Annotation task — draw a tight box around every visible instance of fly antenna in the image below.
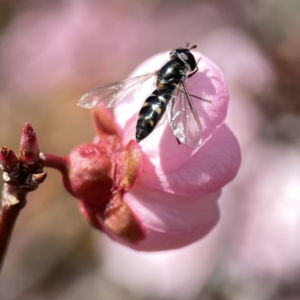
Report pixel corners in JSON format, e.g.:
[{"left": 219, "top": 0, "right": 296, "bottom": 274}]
[
  {"left": 189, "top": 44, "right": 197, "bottom": 50},
  {"left": 182, "top": 39, "right": 189, "bottom": 48}
]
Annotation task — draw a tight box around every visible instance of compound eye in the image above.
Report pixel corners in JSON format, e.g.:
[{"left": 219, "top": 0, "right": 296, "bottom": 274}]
[{"left": 179, "top": 51, "right": 189, "bottom": 61}]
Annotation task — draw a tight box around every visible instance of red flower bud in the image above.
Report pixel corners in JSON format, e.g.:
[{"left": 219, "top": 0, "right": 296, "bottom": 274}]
[
  {"left": 0, "top": 147, "right": 19, "bottom": 173},
  {"left": 19, "top": 123, "right": 40, "bottom": 171},
  {"left": 61, "top": 109, "right": 145, "bottom": 242},
  {"left": 66, "top": 143, "right": 114, "bottom": 205}
]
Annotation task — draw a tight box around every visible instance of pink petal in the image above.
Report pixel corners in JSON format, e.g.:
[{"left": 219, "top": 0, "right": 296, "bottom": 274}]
[
  {"left": 114, "top": 50, "right": 229, "bottom": 173},
  {"left": 139, "top": 124, "right": 241, "bottom": 195},
  {"left": 101, "top": 184, "right": 221, "bottom": 251}
]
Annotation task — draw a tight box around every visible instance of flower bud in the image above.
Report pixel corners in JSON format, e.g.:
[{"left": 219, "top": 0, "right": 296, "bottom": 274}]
[
  {"left": 66, "top": 143, "right": 114, "bottom": 206},
  {"left": 19, "top": 123, "right": 40, "bottom": 171},
  {"left": 62, "top": 109, "right": 145, "bottom": 242},
  {"left": 0, "top": 147, "right": 19, "bottom": 173}
]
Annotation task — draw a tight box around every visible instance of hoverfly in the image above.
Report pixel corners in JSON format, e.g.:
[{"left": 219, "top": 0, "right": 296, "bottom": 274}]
[{"left": 78, "top": 44, "right": 210, "bottom": 149}]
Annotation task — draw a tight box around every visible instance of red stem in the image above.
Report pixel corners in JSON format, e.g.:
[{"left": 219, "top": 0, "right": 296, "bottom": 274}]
[{"left": 44, "top": 153, "right": 68, "bottom": 173}]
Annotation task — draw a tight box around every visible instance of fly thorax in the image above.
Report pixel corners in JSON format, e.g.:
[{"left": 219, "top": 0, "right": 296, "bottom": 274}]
[{"left": 157, "top": 80, "right": 170, "bottom": 90}]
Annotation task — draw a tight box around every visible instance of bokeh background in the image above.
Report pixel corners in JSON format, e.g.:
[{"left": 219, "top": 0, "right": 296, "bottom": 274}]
[{"left": 1, "top": 0, "right": 300, "bottom": 299}]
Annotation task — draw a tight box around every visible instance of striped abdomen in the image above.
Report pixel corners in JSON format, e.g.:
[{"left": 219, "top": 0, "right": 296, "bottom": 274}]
[{"left": 136, "top": 89, "right": 173, "bottom": 143}]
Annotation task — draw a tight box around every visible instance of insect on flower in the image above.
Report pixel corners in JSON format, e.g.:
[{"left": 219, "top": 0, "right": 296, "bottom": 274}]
[{"left": 78, "top": 44, "right": 211, "bottom": 149}]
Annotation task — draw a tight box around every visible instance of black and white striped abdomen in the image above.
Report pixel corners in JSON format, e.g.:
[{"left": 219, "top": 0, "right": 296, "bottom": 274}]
[{"left": 136, "top": 90, "right": 173, "bottom": 143}]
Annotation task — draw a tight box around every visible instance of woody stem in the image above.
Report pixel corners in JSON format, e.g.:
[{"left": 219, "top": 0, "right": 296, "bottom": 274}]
[{"left": 0, "top": 184, "right": 27, "bottom": 273}]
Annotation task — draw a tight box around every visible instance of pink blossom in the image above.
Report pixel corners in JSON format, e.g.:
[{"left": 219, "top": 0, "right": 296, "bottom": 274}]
[{"left": 63, "top": 50, "right": 240, "bottom": 251}]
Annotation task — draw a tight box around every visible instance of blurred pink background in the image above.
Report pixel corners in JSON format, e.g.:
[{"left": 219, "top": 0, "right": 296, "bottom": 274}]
[{"left": 1, "top": 0, "right": 300, "bottom": 299}]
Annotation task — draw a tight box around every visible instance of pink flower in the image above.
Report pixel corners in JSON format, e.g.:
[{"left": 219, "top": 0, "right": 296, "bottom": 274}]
[{"left": 59, "top": 50, "right": 241, "bottom": 251}]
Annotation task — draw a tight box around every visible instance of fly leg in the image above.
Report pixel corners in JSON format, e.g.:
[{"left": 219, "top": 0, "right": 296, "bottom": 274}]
[
  {"left": 187, "top": 67, "right": 198, "bottom": 78},
  {"left": 187, "top": 56, "right": 203, "bottom": 78},
  {"left": 178, "top": 87, "right": 212, "bottom": 103},
  {"left": 186, "top": 56, "right": 211, "bottom": 103},
  {"left": 189, "top": 93, "right": 212, "bottom": 103}
]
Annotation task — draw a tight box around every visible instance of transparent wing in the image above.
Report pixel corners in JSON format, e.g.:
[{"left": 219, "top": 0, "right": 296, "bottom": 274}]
[
  {"left": 167, "top": 82, "right": 202, "bottom": 149},
  {"left": 78, "top": 72, "right": 156, "bottom": 109}
]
